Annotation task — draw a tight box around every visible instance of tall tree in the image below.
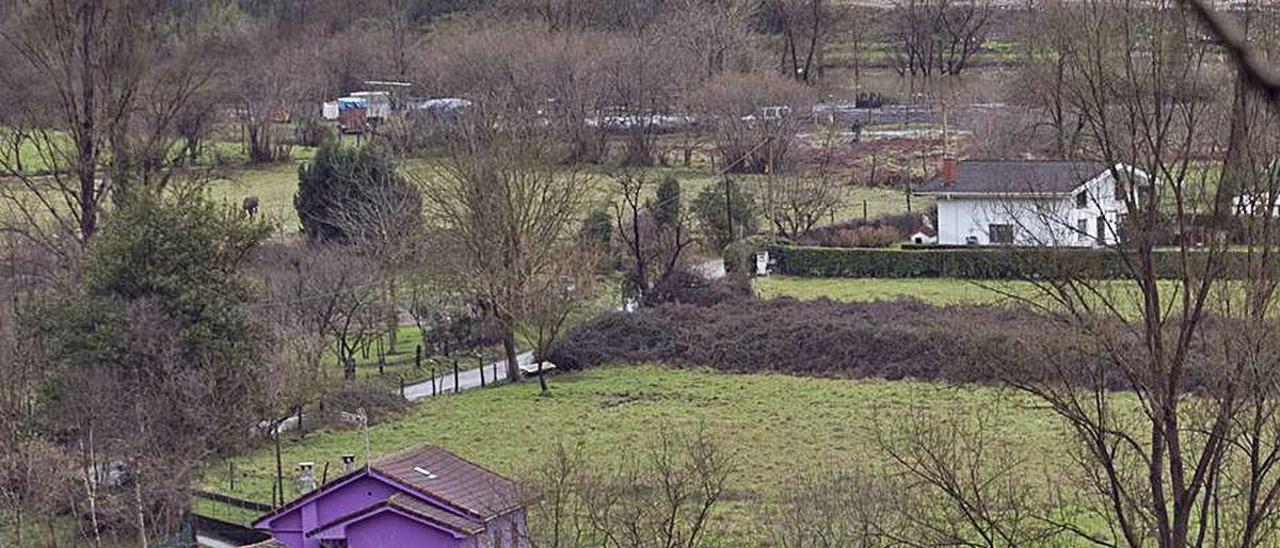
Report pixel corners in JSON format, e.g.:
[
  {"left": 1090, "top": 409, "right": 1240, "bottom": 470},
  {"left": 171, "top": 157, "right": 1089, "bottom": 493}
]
[{"left": 421, "top": 105, "right": 591, "bottom": 381}]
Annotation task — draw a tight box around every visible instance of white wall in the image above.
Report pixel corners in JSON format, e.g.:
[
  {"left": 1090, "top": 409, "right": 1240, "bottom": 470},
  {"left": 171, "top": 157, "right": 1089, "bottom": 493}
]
[{"left": 934, "top": 170, "right": 1126, "bottom": 247}]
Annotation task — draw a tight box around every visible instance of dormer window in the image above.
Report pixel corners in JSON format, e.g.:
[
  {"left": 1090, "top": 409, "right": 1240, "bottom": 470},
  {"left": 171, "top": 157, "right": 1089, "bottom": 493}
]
[{"left": 1076, "top": 191, "right": 1088, "bottom": 208}]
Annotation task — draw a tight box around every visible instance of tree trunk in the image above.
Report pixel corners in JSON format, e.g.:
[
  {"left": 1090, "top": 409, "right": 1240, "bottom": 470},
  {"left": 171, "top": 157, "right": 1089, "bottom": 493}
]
[
  {"left": 273, "top": 431, "right": 284, "bottom": 508},
  {"left": 538, "top": 361, "right": 549, "bottom": 396},
  {"left": 76, "top": 4, "right": 99, "bottom": 243},
  {"left": 503, "top": 328, "right": 520, "bottom": 382},
  {"left": 133, "top": 472, "right": 148, "bottom": 548}
]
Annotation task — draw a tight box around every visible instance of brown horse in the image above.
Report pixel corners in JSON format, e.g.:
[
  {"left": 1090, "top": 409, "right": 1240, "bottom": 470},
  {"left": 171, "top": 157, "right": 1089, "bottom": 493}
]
[{"left": 243, "top": 196, "right": 259, "bottom": 217}]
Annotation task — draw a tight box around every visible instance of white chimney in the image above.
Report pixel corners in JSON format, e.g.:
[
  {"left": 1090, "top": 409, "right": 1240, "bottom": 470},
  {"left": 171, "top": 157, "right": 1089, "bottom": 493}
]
[{"left": 298, "top": 462, "right": 317, "bottom": 493}]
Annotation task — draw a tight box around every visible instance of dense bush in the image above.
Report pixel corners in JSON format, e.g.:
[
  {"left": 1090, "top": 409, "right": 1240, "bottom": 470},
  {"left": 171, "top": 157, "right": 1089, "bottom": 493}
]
[
  {"left": 692, "top": 179, "right": 757, "bottom": 250},
  {"left": 770, "top": 245, "right": 1252, "bottom": 280},
  {"left": 794, "top": 213, "right": 925, "bottom": 247},
  {"left": 314, "top": 380, "right": 410, "bottom": 428},
  {"left": 548, "top": 291, "right": 1225, "bottom": 391},
  {"left": 295, "top": 142, "right": 419, "bottom": 242},
  {"left": 549, "top": 295, "right": 1050, "bottom": 383},
  {"left": 644, "top": 269, "right": 753, "bottom": 307},
  {"left": 831, "top": 226, "right": 900, "bottom": 248}
]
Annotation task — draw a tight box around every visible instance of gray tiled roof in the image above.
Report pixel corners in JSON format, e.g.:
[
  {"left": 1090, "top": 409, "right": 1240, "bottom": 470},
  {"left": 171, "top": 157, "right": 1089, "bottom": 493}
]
[{"left": 915, "top": 160, "right": 1109, "bottom": 195}]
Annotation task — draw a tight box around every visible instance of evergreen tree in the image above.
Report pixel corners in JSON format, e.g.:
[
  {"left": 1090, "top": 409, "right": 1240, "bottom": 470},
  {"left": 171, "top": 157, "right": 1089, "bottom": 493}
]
[{"left": 295, "top": 142, "right": 415, "bottom": 243}]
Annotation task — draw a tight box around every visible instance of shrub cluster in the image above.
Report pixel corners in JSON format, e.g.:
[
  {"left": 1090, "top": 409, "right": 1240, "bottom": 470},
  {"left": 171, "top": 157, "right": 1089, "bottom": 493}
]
[
  {"left": 793, "top": 213, "right": 925, "bottom": 248},
  {"left": 550, "top": 294, "right": 1045, "bottom": 383},
  {"left": 770, "top": 245, "right": 1253, "bottom": 279},
  {"left": 549, "top": 289, "right": 1225, "bottom": 391}
]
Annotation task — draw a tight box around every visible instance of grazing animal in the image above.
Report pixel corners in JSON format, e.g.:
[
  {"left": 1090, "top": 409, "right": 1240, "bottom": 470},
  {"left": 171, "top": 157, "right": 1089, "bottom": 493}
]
[{"left": 242, "top": 195, "right": 259, "bottom": 217}]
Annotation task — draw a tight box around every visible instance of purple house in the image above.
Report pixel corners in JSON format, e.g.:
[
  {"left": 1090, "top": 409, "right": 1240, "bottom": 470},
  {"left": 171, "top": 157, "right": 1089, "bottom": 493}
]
[{"left": 253, "top": 445, "right": 531, "bottom": 548}]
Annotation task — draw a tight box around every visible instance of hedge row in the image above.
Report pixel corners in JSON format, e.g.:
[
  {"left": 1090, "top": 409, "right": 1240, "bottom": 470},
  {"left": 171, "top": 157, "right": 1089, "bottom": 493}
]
[
  {"left": 547, "top": 288, "right": 1219, "bottom": 390},
  {"left": 768, "top": 245, "right": 1253, "bottom": 280}
]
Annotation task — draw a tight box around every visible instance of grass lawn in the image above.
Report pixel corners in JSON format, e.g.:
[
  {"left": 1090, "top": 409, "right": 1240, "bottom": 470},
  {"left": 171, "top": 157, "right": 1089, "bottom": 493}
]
[
  {"left": 200, "top": 365, "right": 1072, "bottom": 544},
  {"left": 754, "top": 275, "right": 1032, "bottom": 305},
  {"left": 206, "top": 163, "right": 302, "bottom": 231}
]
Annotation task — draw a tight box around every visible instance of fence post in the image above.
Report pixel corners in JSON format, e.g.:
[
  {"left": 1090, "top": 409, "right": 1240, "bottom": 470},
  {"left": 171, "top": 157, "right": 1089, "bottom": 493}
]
[
  {"left": 480, "top": 360, "right": 486, "bottom": 387},
  {"left": 378, "top": 353, "right": 385, "bottom": 376},
  {"left": 399, "top": 376, "right": 405, "bottom": 399},
  {"left": 863, "top": 200, "right": 868, "bottom": 221},
  {"left": 431, "top": 367, "right": 437, "bottom": 397},
  {"left": 228, "top": 462, "right": 235, "bottom": 491},
  {"left": 415, "top": 345, "right": 422, "bottom": 370}
]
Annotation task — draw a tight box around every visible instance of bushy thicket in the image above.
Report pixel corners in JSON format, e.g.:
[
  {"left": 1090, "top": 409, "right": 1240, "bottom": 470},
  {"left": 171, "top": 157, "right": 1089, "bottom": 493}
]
[
  {"left": 295, "top": 142, "right": 418, "bottom": 242},
  {"left": 548, "top": 285, "right": 1227, "bottom": 391},
  {"left": 692, "top": 180, "right": 757, "bottom": 250},
  {"left": 793, "top": 213, "right": 926, "bottom": 247},
  {"left": 549, "top": 292, "right": 1043, "bottom": 382},
  {"left": 771, "top": 245, "right": 1254, "bottom": 279}
]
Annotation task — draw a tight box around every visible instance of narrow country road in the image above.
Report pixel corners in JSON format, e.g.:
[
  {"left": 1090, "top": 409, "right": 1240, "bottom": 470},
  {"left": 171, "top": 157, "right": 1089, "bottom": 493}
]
[{"left": 402, "top": 351, "right": 536, "bottom": 401}]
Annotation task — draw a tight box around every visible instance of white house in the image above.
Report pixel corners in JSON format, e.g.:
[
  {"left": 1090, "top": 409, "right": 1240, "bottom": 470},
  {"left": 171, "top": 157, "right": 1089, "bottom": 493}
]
[{"left": 914, "top": 159, "right": 1148, "bottom": 247}]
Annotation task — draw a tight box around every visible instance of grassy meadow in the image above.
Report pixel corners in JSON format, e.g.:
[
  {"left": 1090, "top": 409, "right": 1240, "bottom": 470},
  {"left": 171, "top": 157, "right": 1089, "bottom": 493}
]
[{"left": 200, "top": 364, "right": 1074, "bottom": 544}]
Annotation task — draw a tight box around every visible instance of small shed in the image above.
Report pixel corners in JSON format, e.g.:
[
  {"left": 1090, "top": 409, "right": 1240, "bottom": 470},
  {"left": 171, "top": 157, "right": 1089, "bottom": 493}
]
[{"left": 910, "top": 227, "right": 937, "bottom": 245}]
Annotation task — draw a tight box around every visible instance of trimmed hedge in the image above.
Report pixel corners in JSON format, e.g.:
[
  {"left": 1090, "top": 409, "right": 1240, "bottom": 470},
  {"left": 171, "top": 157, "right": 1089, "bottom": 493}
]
[{"left": 769, "top": 245, "right": 1251, "bottom": 280}]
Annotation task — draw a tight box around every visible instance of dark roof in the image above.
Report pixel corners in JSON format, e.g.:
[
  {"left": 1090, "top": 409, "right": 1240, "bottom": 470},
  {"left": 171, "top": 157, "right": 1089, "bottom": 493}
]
[
  {"left": 915, "top": 160, "right": 1109, "bottom": 195},
  {"left": 255, "top": 445, "right": 529, "bottom": 530},
  {"left": 370, "top": 445, "right": 527, "bottom": 521},
  {"left": 242, "top": 540, "right": 289, "bottom": 548},
  {"left": 306, "top": 493, "right": 487, "bottom": 538},
  {"left": 387, "top": 494, "right": 487, "bottom": 534}
]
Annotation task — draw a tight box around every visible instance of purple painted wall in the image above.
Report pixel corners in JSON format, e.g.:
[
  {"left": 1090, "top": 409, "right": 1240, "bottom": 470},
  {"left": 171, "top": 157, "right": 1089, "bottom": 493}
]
[{"left": 345, "top": 511, "right": 462, "bottom": 547}]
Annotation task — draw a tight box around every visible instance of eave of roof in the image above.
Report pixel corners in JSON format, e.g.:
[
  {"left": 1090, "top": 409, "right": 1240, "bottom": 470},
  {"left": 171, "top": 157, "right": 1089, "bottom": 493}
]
[{"left": 304, "top": 494, "right": 486, "bottom": 539}]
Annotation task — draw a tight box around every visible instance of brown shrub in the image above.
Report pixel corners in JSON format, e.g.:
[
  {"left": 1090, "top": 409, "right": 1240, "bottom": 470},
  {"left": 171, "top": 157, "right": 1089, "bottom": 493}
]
[{"left": 831, "top": 226, "right": 901, "bottom": 248}]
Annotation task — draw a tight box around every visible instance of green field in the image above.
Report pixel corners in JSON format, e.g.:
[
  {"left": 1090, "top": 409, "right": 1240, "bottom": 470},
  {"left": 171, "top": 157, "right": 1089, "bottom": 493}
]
[
  {"left": 200, "top": 365, "right": 1071, "bottom": 544},
  {"left": 754, "top": 275, "right": 1031, "bottom": 304}
]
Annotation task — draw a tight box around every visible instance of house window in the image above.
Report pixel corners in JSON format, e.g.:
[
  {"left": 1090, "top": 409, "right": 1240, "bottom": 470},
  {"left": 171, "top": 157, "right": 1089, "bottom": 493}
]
[
  {"left": 1077, "top": 218, "right": 1089, "bottom": 240},
  {"left": 1076, "top": 191, "right": 1088, "bottom": 208},
  {"left": 989, "top": 224, "right": 1014, "bottom": 244},
  {"left": 1097, "top": 216, "right": 1107, "bottom": 244},
  {"left": 1114, "top": 179, "right": 1125, "bottom": 201}
]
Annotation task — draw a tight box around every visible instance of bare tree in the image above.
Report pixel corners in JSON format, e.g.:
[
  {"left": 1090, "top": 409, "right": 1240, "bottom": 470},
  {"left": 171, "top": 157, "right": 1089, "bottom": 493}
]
[
  {"left": 759, "top": 0, "right": 842, "bottom": 83},
  {"left": 611, "top": 171, "right": 694, "bottom": 304},
  {"left": 759, "top": 125, "right": 846, "bottom": 238},
  {"left": 975, "top": 2, "right": 1280, "bottom": 546},
  {"left": 886, "top": 0, "right": 993, "bottom": 78},
  {"left": 689, "top": 72, "right": 812, "bottom": 175},
  {"left": 526, "top": 426, "right": 736, "bottom": 548},
  {"left": 421, "top": 105, "right": 591, "bottom": 381},
  {"left": 0, "top": 0, "right": 223, "bottom": 249},
  {"left": 516, "top": 246, "right": 601, "bottom": 396}
]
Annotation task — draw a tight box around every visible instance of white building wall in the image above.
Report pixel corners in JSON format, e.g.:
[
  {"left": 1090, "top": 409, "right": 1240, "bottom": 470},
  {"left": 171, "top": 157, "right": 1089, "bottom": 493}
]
[{"left": 933, "top": 170, "right": 1126, "bottom": 247}]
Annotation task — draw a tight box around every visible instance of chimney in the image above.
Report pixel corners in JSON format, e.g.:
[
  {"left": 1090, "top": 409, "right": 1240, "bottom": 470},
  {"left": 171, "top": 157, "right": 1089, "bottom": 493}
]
[
  {"left": 297, "top": 462, "right": 317, "bottom": 493},
  {"left": 341, "top": 454, "right": 357, "bottom": 474},
  {"left": 941, "top": 157, "right": 957, "bottom": 185}
]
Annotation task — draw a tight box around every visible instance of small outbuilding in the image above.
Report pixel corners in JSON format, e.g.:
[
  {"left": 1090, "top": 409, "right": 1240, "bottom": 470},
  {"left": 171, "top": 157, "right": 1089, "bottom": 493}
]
[
  {"left": 254, "top": 445, "right": 532, "bottom": 548},
  {"left": 909, "top": 227, "right": 937, "bottom": 245}
]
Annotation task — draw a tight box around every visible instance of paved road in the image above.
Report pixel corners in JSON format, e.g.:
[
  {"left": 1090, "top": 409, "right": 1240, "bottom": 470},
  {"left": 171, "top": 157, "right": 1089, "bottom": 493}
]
[{"left": 402, "top": 351, "right": 536, "bottom": 401}]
